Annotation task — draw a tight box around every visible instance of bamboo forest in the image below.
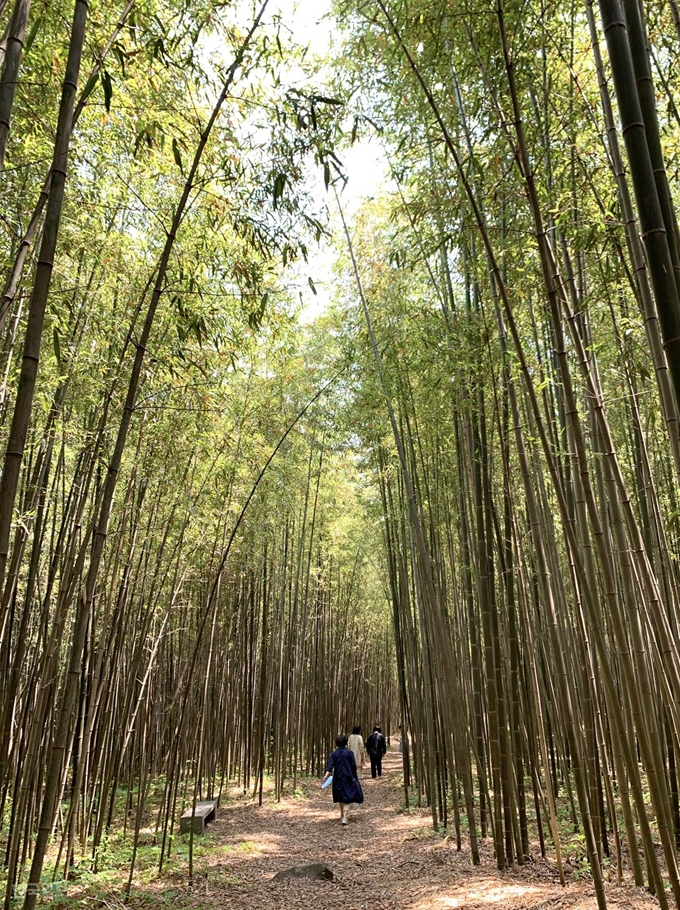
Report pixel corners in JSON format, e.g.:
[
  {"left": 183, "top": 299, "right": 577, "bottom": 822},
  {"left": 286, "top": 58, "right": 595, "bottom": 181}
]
[{"left": 4, "top": 0, "right": 680, "bottom": 906}]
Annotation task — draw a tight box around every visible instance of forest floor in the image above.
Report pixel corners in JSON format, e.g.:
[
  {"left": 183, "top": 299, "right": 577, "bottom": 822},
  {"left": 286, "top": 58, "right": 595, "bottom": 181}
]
[{"left": 115, "top": 750, "right": 663, "bottom": 910}]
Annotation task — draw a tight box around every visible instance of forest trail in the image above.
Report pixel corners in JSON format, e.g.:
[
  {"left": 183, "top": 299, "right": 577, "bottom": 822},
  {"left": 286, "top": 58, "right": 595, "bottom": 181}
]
[{"left": 166, "top": 751, "right": 661, "bottom": 910}]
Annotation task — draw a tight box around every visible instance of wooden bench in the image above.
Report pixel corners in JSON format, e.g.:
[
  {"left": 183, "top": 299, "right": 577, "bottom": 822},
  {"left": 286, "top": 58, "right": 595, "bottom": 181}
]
[{"left": 179, "top": 798, "right": 218, "bottom": 835}]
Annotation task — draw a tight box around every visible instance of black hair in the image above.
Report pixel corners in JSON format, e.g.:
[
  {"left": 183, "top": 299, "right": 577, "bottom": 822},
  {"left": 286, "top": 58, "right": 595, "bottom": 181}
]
[
  {"left": 373, "top": 725, "right": 381, "bottom": 733},
  {"left": 336, "top": 734, "right": 348, "bottom": 748},
  {"left": 352, "top": 725, "right": 361, "bottom": 735}
]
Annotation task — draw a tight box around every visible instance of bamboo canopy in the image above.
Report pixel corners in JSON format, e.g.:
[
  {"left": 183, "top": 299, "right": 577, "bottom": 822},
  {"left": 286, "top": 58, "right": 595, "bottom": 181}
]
[{"left": 0, "top": 0, "right": 680, "bottom": 907}]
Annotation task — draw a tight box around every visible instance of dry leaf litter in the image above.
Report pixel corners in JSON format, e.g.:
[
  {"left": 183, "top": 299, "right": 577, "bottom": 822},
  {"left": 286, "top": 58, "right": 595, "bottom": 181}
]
[{"left": 125, "top": 751, "right": 663, "bottom": 910}]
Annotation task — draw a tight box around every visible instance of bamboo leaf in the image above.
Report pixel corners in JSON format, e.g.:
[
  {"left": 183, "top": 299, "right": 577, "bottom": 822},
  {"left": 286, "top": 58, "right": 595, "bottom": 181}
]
[
  {"left": 25, "top": 16, "right": 43, "bottom": 54},
  {"left": 101, "top": 70, "right": 113, "bottom": 112},
  {"left": 273, "top": 173, "right": 286, "bottom": 209},
  {"left": 79, "top": 71, "right": 100, "bottom": 106},
  {"left": 172, "top": 137, "right": 183, "bottom": 173}
]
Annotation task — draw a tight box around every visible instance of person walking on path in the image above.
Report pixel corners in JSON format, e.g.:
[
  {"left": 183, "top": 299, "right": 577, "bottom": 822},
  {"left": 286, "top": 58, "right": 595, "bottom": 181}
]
[
  {"left": 322, "top": 735, "right": 364, "bottom": 824},
  {"left": 347, "top": 725, "right": 365, "bottom": 779},
  {"left": 366, "top": 726, "right": 387, "bottom": 779}
]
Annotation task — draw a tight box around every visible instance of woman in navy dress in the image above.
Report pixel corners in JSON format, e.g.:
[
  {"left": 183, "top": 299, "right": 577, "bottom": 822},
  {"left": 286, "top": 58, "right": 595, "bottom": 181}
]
[{"left": 322, "top": 735, "right": 364, "bottom": 824}]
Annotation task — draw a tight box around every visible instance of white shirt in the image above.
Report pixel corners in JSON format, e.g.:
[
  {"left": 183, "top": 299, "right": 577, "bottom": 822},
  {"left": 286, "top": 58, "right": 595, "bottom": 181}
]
[{"left": 347, "top": 733, "right": 364, "bottom": 764}]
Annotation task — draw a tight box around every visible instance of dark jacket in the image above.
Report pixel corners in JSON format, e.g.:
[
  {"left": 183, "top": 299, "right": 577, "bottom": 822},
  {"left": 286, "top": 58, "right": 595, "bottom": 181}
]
[
  {"left": 366, "top": 732, "right": 386, "bottom": 758},
  {"left": 326, "top": 747, "right": 364, "bottom": 804}
]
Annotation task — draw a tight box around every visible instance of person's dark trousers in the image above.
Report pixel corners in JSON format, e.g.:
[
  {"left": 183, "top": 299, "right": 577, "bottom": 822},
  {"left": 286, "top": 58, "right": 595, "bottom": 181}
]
[{"left": 370, "top": 755, "right": 383, "bottom": 778}]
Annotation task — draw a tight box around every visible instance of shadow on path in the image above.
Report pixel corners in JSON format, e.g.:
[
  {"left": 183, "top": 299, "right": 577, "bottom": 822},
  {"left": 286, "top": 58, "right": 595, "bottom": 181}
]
[{"left": 157, "top": 751, "right": 662, "bottom": 910}]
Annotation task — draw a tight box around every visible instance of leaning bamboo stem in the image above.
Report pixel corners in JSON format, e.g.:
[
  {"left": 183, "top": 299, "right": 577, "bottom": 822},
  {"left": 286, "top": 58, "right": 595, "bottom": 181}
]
[
  {"left": 22, "top": 8, "right": 270, "bottom": 902},
  {"left": 0, "top": 0, "right": 30, "bottom": 173},
  {"left": 597, "top": 0, "right": 680, "bottom": 410},
  {"left": 0, "top": 0, "right": 89, "bottom": 597}
]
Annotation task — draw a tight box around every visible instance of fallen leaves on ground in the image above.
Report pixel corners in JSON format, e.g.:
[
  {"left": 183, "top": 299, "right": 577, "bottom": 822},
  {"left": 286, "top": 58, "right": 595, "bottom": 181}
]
[{"left": 123, "top": 752, "right": 662, "bottom": 910}]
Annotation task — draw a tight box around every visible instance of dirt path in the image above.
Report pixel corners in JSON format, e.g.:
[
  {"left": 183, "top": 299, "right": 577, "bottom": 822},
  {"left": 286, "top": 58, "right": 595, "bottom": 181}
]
[{"left": 173, "top": 751, "right": 661, "bottom": 910}]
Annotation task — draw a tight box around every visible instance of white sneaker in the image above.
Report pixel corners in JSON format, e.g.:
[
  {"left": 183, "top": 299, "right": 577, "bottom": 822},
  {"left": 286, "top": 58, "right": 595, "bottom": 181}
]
[{"left": 341, "top": 817, "right": 348, "bottom": 825}]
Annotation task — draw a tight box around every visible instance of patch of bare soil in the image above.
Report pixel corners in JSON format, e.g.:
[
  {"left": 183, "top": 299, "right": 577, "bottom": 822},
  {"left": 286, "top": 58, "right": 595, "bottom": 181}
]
[{"left": 139, "top": 752, "right": 663, "bottom": 910}]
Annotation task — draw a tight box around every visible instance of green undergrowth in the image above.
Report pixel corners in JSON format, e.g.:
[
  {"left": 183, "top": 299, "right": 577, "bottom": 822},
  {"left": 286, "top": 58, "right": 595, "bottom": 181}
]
[
  {"left": 390, "top": 771, "right": 662, "bottom": 889},
  {"left": 3, "top": 769, "right": 661, "bottom": 905},
  {"left": 1, "top": 773, "right": 314, "bottom": 908}
]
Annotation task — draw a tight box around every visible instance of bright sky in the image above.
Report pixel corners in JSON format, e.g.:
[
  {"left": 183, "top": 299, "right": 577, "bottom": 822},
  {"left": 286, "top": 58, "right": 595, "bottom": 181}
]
[
  {"left": 297, "top": 140, "right": 387, "bottom": 324},
  {"left": 268, "top": 0, "right": 389, "bottom": 322}
]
